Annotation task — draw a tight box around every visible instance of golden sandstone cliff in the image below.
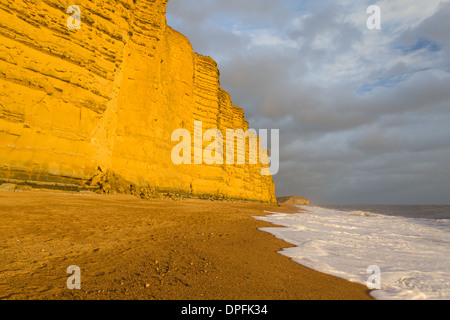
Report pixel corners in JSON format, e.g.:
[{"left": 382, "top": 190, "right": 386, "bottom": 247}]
[{"left": 0, "top": 0, "right": 276, "bottom": 202}]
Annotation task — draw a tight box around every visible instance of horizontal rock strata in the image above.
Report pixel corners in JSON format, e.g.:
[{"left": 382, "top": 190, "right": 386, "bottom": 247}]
[{"left": 0, "top": 0, "right": 275, "bottom": 202}]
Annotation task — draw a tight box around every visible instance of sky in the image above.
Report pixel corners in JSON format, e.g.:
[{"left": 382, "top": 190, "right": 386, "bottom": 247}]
[{"left": 166, "top": 0, "right": 450, "bottom": 205}]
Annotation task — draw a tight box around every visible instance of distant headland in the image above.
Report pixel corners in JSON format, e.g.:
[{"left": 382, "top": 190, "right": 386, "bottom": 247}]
[{"left": 277, "top": 196, "right": 310, "bottom": 205}]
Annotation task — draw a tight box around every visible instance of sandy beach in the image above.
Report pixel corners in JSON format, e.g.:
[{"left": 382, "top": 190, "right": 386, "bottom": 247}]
[{"left": 0, "top": 190, "right": 372, "bottom": 300}]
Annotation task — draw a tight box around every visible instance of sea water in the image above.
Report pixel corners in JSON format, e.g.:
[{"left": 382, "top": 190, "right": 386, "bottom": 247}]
[{"left": 254, "top": 205, "right": 450, "bottom": 300}]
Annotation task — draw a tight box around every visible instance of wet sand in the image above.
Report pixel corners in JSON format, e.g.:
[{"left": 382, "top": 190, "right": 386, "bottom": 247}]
[{"left": 0, "top": 190, "right": 373, "bottom": 300}]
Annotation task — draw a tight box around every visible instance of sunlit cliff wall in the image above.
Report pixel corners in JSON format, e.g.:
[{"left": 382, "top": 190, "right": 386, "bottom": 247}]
[{"left": 0, "top": 0, "right": 276, "bottom": 202}]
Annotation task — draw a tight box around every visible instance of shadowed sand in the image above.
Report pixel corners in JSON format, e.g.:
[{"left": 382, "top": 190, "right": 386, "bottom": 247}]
[{"left": 0, "top": 190, "right": 373, "bottom": 300}]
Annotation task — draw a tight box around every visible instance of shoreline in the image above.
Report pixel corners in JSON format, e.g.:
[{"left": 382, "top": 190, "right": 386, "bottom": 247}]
[{"left": 0, "top": 190, "right": 373, "bottom": 300}]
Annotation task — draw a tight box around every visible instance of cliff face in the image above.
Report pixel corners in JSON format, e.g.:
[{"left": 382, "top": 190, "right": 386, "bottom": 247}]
[{"left": 0, "top": 0, "right": 276, "bottom": 202}]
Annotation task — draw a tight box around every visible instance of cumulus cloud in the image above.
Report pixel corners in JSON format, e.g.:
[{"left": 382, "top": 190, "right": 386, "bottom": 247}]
[{"left": 167, "top": 0, "right": 450, "bottom": 204}]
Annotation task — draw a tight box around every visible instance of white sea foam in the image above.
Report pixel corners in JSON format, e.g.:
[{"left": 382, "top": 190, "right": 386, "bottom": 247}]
[{"left": 254, "top": 206, "right": 450, "bottom": 300}]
